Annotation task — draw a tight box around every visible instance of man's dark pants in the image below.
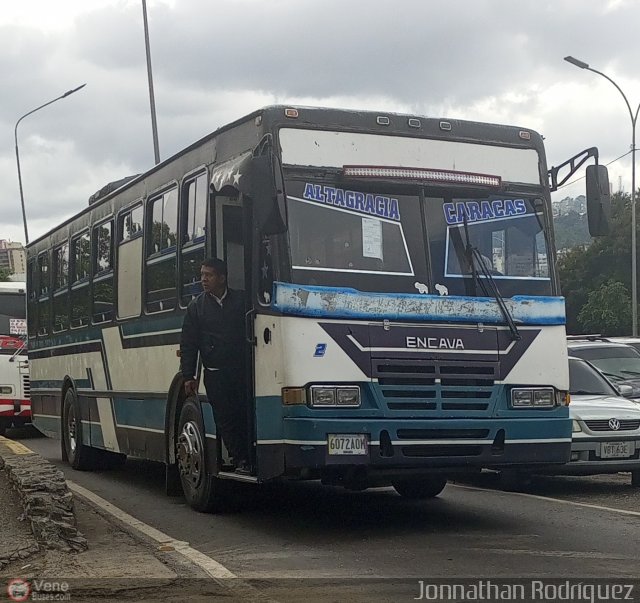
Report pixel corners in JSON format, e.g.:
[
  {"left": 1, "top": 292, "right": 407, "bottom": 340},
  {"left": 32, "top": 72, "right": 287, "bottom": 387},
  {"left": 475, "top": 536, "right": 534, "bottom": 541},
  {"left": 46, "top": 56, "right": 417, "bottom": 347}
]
[{"left": 203, "top": 367, "right": 248, "bottom": 464}]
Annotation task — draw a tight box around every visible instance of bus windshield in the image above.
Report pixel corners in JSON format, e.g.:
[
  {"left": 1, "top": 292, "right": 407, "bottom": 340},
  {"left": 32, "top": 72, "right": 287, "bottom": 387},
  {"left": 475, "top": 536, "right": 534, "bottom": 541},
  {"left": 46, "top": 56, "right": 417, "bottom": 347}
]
[{"left": 285, "top": 179, "right": 553, "bottom": 297}]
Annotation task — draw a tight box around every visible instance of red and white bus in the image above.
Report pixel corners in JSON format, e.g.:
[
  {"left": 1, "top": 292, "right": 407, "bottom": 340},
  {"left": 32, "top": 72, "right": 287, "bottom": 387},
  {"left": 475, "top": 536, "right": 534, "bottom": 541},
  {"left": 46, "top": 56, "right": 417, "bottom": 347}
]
[{"left": 0, "top": 282, "right": 29, "bottom": 436}]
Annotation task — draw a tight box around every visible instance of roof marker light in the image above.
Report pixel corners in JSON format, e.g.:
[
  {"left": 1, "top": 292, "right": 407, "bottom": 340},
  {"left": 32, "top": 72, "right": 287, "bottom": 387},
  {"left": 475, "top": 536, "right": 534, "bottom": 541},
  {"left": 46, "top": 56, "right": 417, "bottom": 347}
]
[
  {"left": 343, "top": 165, "right": 501, "bottom": 187},
  {"left": 376, "top": 116, "right": 390, "bottom": 126},
  {"left": 284, "top": 108, "right": 299, "bottom": 118},
  {"left": 519, "top": 130, "right": 531, "bottom": 140},
  {"left": 439, "top": 121, "right": 452, "bottom": 131},
  {"left": 408, "top": 118, "right": 421, "bottom": 128}
]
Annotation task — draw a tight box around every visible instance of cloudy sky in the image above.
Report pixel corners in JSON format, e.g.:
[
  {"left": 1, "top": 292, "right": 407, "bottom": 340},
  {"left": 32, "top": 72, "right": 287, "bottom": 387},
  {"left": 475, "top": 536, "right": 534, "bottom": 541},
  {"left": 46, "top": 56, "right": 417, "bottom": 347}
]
[{"left": 1, "top": 0, "right": 639, "bottom": 245}]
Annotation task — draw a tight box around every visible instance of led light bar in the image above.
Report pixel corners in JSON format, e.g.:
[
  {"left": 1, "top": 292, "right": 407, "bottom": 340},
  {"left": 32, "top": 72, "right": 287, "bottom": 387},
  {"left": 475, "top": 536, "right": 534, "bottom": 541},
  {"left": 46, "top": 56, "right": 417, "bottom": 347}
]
[{"left": 343, "top": 165, "right": 502, "bottom": 187}]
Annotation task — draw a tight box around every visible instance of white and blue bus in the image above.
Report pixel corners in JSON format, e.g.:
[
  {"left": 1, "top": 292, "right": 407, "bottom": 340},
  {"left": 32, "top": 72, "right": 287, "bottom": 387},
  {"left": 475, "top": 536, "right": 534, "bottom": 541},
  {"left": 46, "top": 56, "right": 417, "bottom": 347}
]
[{"left": 27, "top": 106, "right": 610, "bottom": 511}]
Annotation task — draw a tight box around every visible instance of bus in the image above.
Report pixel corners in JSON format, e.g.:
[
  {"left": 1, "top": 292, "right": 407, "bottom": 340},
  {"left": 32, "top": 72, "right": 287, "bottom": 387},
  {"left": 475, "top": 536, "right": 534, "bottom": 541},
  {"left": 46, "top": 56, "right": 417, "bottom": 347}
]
[
  {"left": 27, "top": 106, "right": 610, "bottom": 511},
  {"left": 0, "top": 281, "right": 30, "bottom": 436}
]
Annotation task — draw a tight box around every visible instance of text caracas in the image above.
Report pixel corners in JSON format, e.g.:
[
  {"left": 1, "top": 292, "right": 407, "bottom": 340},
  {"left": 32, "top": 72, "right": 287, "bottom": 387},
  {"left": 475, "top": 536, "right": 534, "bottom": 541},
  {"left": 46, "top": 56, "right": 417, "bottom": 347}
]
[
  {"left": 406, "top": 336, "right": 465, "bottom": 350},
  {"left": 443, "top": 199, "right": 527, "bottom": 225},
  {"left": 303, "top": 183, "right": 401, "bottom": 221}
]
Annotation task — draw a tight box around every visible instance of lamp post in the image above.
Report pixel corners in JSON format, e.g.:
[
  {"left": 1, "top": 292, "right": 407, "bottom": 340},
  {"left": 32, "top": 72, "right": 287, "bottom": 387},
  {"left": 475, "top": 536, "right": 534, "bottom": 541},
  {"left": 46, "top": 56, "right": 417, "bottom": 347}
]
[
  {"left": 14, "top": 84, "right": 86, "bottom": 245},
  {"left": 565, "top": 56, "right": 640, "bottom": 336}
]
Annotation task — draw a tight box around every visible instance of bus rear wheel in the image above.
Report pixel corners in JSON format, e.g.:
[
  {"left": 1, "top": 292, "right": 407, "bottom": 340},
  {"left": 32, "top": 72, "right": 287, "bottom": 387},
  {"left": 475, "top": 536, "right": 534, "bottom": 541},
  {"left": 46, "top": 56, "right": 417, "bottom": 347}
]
[
  {"left": 62, "top": 388, "right": 96, "bottom": 471},
  {"left": 392, "top": 476, "right": 447, "bottom": 499},
  {"left": 176, "top": 399, "right": 228, "bottom": 513}
]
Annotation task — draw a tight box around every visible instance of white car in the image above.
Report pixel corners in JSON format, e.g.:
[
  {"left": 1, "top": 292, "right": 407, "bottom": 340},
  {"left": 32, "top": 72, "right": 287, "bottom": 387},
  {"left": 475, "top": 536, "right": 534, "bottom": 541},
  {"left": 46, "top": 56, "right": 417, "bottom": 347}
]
[{"left": 539, "top": 357, "right": 640, "bottom": 486}]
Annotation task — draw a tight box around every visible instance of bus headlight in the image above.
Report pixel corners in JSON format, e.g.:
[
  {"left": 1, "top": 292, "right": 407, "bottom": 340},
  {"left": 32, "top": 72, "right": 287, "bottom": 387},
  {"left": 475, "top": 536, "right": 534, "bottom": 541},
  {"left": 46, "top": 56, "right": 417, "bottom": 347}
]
[
  {"left": 337, "top": 387, "right": 360, "bottom": 406},
  {"left": 0, "top": 386, "right": 12, "bottom": 394},
  {"left": 309, "top": 385, "right": 361, "bottom": 408},
  {"left": 510, "top": 388, "right": 556, "bottom": 408}
]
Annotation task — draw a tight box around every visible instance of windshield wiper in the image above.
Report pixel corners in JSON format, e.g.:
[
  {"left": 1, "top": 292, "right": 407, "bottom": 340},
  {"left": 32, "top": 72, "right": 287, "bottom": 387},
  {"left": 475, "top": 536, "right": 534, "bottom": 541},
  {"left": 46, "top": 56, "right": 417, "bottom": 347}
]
[
  {"left": 571, "top": 390, "right": 606, "bottom": 395},
  {"left": 461, "top": 215, "right": 521, "bottom": 342},
  {"left": 619, "top": 369, "right": 640, "bottom": 377}
]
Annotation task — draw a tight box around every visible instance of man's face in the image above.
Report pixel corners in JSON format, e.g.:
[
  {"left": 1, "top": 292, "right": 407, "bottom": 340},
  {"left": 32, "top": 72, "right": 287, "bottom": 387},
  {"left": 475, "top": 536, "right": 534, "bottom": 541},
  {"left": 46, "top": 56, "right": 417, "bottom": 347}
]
[{"left": 201, "top": 265, "right": 226, "bottom": 295}]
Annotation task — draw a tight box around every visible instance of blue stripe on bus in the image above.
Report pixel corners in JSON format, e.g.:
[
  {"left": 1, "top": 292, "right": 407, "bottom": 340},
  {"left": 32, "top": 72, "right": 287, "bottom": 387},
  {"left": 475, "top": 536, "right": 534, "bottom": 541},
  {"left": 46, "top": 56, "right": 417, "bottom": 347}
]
[
  {"left": 255, "top": 393, "right": 570, "bottom": 442},
  {"left": 112, "top": 398, "right": 166, "bottom": 431},
  {"left": 272, "top": 282, "right": 565, "bottom": 325}
]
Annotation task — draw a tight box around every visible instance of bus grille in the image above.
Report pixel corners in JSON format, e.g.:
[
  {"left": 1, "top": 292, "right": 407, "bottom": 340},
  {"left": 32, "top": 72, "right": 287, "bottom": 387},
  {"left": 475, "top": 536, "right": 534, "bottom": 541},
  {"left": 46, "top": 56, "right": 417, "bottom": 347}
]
[
  {"left": 373, "top": 359, "right": 497, "bottom": 412},
  {"left": 22, "top": 375, "right": 30, "bottom": 399}
]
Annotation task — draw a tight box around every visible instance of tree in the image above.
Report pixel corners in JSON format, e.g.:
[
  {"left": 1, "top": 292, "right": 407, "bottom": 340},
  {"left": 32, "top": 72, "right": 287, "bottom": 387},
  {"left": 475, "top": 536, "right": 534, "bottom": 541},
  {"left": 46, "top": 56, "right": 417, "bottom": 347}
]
[
  {"left": 0, "top": 268, "right": 11, "bottom": 282},
  {"left": 558, "top": 190, "right": 634, "bottom": 334},
  {"left": 577, "top": 280, "right": 631, "bottom": 335}
]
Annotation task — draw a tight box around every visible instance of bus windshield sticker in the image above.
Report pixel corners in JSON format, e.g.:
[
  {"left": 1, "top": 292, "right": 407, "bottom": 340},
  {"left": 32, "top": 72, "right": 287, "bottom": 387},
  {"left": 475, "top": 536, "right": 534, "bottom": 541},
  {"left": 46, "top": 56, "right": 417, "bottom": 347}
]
[
  {"left": 443, "top": 199, "right": 527, "bottom": 225},
  {"left": 362, "top": 218, "right": 383, "bottom": 260},
  {"left": 303, "top": 183, "right": 401, "bottom": 221}
]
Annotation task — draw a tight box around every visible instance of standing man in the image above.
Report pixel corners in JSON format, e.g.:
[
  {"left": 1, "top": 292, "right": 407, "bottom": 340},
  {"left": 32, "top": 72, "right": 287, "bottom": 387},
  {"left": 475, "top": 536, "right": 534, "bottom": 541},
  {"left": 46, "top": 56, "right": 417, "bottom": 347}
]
[{"left": 180, "top": 257, "right": 249, "bottom": 473}]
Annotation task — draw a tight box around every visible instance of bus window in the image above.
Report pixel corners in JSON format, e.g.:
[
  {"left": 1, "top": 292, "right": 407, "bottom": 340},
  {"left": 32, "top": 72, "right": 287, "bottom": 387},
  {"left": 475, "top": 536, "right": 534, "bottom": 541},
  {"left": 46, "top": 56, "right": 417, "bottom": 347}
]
[
  {"left": 70, "top": 232, "right": 90, "bottom": 328},
  {"left": 179, "top": 173, "right": 206, "bottom": 306},
  {"left": 37, "top": 252, "right": 50, "bottom": 336},
  {"left": 117, "top": 203, "right": 144, "bottom": 319},
  {"left": 52, "top": 243, "right": 69, "bottom": 332},
  {"left": 146, "top": 187, "right": 178, "bottom": 312},
  {"left": 119, "top": 204, "right": 144, "bottom": 242},
  {"left": 92, "top": 220, "right": 114, "bottom": 324}
]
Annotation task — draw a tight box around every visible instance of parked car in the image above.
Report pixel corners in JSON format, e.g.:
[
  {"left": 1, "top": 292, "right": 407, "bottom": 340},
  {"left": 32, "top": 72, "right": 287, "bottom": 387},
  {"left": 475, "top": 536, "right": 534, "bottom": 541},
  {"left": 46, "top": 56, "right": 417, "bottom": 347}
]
[
  {"left": 533, "top": 356, "right": 640, "bottom": 485},
  {"left": 567, "top": 337, "right": 640, "bottom": 400}
]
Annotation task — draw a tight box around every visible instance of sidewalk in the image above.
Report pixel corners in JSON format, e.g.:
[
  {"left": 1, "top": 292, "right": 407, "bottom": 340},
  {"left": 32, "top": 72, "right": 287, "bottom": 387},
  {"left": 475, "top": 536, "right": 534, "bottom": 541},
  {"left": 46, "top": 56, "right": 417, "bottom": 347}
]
[{"left": 0, "top": 438, "right": 254, "bottom": 602}]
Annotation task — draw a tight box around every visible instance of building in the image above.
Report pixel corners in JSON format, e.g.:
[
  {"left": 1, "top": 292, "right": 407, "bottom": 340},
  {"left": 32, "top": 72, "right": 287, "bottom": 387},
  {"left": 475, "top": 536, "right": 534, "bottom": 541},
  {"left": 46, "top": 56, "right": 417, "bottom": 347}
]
[{"left": 0, "top": 240, "right": 26, "bottom": 275}]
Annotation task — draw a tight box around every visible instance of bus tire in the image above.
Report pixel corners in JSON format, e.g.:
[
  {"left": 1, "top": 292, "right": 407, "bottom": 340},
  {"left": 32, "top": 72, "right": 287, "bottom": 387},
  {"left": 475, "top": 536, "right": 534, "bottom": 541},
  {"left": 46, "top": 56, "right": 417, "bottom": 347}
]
[
  {"left": 631, "top": 470, "right": 640, "bottom": 488},
  {"left": 62, "top": 388, "right": 96, "bottom": 471},
  {"left": 176, "top": 399, "right": 227, "bottom": 513},
  {"left": 0, "top": 418, "right": 10, "bottom": 437},
  {"left": 392, "top": 476, "right": 447, "bottom": 499}
]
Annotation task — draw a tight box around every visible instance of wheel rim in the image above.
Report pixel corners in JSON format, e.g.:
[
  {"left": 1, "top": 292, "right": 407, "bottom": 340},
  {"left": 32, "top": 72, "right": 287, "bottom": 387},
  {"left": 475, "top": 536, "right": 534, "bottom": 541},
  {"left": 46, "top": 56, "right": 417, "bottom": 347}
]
[
  {"left": 66, "top": 405, "right": 77, "bottom": 455},
  {"left": 177, "top": 421, "right": 204, "bottom": 488}
]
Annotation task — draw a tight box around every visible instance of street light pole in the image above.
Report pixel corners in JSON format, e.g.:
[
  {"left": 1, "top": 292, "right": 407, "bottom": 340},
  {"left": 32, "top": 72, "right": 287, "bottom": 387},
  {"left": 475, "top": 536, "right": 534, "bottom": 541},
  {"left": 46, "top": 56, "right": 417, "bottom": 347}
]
[
  {"left": 565, "top": 56, "right": 640, "bottom": 336},
  {"left": 14, "top": 84, "right": 86, "bottom": 245},
  {"left": 142, "top": 0, "right": 161, "bottom": 165}
]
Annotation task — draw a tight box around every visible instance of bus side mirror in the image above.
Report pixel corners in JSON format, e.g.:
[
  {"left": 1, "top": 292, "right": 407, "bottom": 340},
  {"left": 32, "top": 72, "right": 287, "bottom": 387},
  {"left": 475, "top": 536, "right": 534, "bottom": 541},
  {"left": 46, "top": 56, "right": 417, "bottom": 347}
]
[
  {"left": 250, "top": 154, "right": 287, "bottom": 235},
  {"left": 585, "top": 164, "right": 611, "bottom": 236}
]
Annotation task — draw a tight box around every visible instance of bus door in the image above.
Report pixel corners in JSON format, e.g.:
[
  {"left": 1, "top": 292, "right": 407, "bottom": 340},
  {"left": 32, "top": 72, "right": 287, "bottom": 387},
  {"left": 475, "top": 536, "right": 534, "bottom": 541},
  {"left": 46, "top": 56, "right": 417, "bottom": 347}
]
[{"left": 212, "top": 191, "right": 255, "bottom": 466}]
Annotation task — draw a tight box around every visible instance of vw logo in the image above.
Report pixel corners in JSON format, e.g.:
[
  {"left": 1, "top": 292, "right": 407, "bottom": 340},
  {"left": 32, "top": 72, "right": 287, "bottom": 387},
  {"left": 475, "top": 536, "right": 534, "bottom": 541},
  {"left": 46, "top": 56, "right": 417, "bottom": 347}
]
[{"left": 609, "top": 418, "right": 621, "bottom": 431}]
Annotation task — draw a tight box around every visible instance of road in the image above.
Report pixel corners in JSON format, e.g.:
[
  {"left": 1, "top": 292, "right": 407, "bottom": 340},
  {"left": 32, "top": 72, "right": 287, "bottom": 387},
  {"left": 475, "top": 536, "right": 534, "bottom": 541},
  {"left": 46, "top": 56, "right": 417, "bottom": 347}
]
[{"left": 11, "top": 427, "right": 640, "bottom": 600}]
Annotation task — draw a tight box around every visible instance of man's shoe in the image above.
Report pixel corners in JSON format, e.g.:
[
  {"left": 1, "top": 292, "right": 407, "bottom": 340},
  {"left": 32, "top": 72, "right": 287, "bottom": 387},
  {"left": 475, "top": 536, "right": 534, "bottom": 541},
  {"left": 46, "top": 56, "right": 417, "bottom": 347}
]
[{"left": 234, "top": 460, "right": 252, "bottom": 475}]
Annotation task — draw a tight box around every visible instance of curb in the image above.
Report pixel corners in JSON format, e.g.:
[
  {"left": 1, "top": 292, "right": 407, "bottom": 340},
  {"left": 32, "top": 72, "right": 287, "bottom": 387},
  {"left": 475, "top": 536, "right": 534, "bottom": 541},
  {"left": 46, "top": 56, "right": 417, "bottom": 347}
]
[{"left": 0, "top": 437, "right": 88, "bottom": 553}]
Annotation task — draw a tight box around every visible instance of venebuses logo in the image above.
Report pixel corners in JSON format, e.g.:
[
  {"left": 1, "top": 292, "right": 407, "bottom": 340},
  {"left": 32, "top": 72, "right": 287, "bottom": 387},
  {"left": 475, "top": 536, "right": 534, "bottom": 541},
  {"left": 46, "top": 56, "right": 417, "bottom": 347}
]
[{"left": 6, "top": 579, "right": 30, "bottom": 602}]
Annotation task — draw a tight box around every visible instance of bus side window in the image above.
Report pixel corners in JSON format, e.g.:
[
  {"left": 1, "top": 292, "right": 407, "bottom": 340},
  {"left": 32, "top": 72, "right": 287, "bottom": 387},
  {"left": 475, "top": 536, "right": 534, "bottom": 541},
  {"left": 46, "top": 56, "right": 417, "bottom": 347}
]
[
  {"left": 52, "top": 242, "right": 70, "bottom": 333},
  {"left": 92, "top": 220, "right": 115, "bottom": 324},
  {"left": 146, "top": 186, "right": 178, "bottom": 313},
  {"left": 37, "top": 252, "right": 50, "bottom": 336},
  {"left": 179, "top": 172, "right": 206, "bottom": 307},
  {"left": 70, "top": 232, "right": 91, "bottom": 328}
]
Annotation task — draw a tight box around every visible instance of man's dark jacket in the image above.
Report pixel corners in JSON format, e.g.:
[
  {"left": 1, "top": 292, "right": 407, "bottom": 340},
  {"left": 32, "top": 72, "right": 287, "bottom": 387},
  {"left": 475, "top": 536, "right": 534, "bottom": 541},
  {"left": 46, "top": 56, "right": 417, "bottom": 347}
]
[{"left": 180, "top": 289, "right": 246, "bottom": 378}]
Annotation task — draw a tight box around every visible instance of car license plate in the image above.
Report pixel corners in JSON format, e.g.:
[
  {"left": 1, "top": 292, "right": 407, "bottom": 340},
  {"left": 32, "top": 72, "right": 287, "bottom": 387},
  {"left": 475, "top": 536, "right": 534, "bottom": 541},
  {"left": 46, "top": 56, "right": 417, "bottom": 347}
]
[
  {"left": 327, "top": 434, "right": 368, "bottom": 456},
  {"left": 600, "top": 441, "right": 634, "bottom": 459}
]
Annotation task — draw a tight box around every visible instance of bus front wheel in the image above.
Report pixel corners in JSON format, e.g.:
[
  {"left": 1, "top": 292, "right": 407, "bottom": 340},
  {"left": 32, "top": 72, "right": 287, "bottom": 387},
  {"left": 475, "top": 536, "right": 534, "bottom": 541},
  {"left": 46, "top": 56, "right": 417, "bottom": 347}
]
[
  {"left": 62, "top": 388, "right": 96, "bottom": 470},
  {"left": 392, "top": 476, "right": 447, "bottom": 499},
  {"left": 176, "top": 399, "right": 228, "bottom": 513},
  {"left": 0, "top": 418, "right": 10, "bottom": 437}
]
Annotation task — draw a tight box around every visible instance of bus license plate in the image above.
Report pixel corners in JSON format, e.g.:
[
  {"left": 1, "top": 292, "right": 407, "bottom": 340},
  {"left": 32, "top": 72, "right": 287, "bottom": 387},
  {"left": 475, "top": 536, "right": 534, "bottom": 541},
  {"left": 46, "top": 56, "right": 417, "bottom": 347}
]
[
  {"left": 327, "top": 434, "right": 368, "bottom": 456},
  {"left": 600, "top": 441, "right": 634, "bottom": 459}
]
